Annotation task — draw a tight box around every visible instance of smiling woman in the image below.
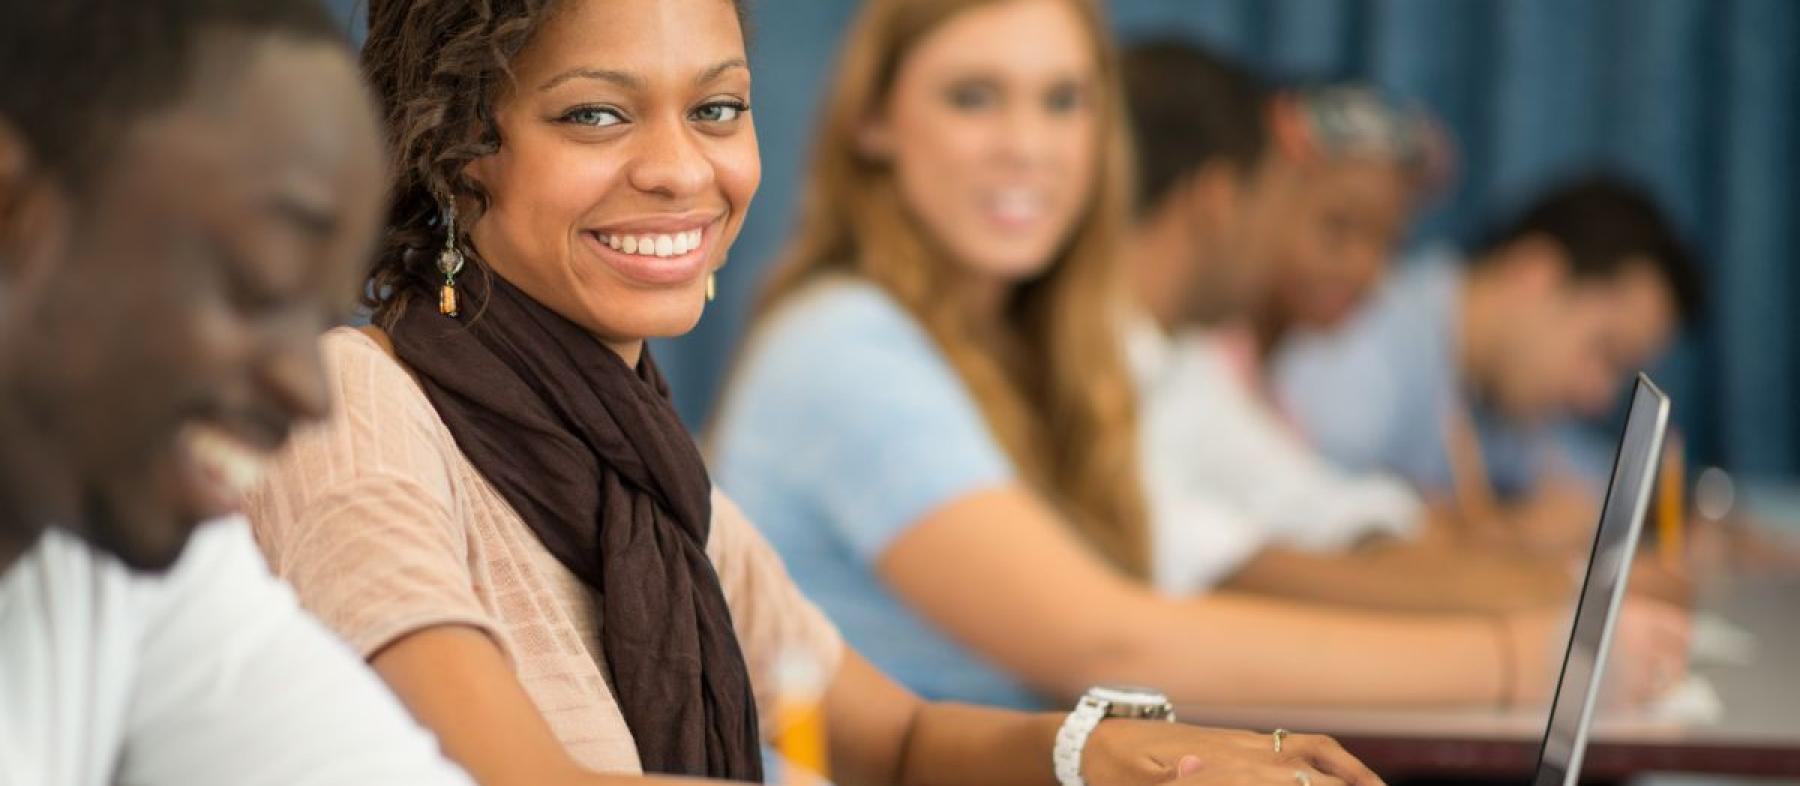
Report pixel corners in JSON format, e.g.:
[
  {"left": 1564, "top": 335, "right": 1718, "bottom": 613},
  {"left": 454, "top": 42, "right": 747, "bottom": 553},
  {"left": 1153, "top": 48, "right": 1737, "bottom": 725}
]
[
  {"left": 242, "top": 1, "right": 1381, "bottom": 785},
  {"left": 364, "top": 0, "right": 756, "bottom": 363}
]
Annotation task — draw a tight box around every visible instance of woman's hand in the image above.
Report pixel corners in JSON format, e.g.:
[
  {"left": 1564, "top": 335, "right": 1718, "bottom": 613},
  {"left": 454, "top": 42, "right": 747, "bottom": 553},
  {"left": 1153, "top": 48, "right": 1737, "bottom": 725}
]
[
  {"left": 1158, "top": 753, "right": 1353, "bottom": 786},
  {"left": 1504, "top": 597, "right": 1691, "bottom": 707},
  {"left": 1626, "top": 556, "right": 1694, "bottom": 608},
  {"left": 1083, "top": 721, "right": 1382, "bottom": 786},
  {"left": 1600, "top": 597, "right": 1693, "bottom": 705}
]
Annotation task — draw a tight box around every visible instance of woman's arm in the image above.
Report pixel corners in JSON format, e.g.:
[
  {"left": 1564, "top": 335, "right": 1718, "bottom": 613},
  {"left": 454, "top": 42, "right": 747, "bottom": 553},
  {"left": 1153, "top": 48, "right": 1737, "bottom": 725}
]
[
  {"left": 821, "top": 649, "right": 1379, "bottom": 786},
  {"left": 875, "top": 485, "right": 1562, "bottom": 707},
  {"left": 368, "top": 621, "right": 1382, "bottom": 786},
  {"left": 1218, "top": 542, "right": 1572, "bottom": 614},
  {"left": 370, "top": 625, "right": 714, "bottom": 786}
]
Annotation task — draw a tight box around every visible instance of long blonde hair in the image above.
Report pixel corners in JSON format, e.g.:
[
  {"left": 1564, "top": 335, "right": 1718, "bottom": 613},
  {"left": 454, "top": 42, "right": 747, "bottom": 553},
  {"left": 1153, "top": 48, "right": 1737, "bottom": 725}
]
[{"left": 753, "top": 0, "right": 1150, "bottom": 577}]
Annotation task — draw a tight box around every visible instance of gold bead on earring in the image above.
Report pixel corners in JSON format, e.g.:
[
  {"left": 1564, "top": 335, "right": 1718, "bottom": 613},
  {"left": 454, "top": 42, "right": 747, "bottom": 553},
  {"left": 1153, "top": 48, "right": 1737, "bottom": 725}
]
[{"left": 437, "top": 198, "right": 465, "bottom": 317}]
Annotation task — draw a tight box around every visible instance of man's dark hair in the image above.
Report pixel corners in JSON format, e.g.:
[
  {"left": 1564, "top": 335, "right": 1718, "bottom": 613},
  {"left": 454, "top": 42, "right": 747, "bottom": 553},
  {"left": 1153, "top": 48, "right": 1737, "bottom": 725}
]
[
  {"left": 0, "top": 0, "right": 344, "bottom": 193},
  {"left": 1474, "top": 175, "right": 1706, "bottom": 323},
  {"left": 1121, "top": 40, "right": 1269, "bottom": 217}
]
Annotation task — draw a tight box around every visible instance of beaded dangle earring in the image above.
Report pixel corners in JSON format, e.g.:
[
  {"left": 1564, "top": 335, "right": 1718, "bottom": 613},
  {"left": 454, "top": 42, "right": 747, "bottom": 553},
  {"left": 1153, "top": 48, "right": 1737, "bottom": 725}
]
[{"left": 437, "top": 197, "right": 466, "bottom": 317}]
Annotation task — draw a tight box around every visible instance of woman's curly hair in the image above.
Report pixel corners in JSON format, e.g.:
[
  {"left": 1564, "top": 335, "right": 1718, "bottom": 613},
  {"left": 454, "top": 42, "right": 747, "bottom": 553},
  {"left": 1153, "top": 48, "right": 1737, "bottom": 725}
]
[{"left": 358, "top": 0, "right": 748, "bottom": 325}]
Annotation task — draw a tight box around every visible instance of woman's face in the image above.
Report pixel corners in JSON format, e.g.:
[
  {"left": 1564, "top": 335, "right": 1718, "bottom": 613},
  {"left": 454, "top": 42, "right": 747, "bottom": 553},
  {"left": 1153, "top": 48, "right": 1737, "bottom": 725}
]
[
  {"left": 1266, "top": 156, "right": 1411, "bottom": 330},
  {"left": 868, "top": 0, "right": 1101, "bottom": 289},
  {"left": 466, "top": 0, "right": 757, "bottom": 350}
]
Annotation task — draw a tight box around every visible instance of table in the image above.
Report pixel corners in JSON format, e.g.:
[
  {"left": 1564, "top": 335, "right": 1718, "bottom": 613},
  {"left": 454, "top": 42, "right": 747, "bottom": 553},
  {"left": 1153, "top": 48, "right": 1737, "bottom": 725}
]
[{"left": 1177, "top": 573, "right": 1800, "bottom": 782}]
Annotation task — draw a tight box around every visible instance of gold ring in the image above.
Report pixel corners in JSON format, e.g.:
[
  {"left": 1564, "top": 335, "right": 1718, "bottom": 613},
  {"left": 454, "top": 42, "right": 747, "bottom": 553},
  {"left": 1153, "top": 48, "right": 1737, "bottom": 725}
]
[
  {"left": 1272, "top": 728, "right": 1290, "bottom": 753},
  {"left": 1293, "top": 770, "right": 1312, "bottom": 786}
]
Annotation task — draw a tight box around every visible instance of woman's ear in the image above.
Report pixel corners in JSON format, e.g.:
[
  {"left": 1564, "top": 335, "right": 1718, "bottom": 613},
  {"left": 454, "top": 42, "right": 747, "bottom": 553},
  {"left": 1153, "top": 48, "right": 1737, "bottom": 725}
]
[{"left": 856, "top": 112, "right": 895, "bottom": 162}]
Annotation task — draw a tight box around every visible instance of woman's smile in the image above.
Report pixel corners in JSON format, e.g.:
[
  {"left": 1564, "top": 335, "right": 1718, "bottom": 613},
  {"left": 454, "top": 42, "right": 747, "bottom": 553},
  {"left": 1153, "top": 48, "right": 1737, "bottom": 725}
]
[{"left": 582, "top": 213, "right": 722, "bottom": 286}]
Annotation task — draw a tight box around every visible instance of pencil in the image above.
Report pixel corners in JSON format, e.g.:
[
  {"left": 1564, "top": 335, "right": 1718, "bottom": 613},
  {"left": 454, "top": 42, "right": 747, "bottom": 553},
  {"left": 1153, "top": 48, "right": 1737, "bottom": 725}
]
[
  {"left": 775, "top": 650, "right": 829, "bottom": 786},
  {"left": 1657, "top": 432, "right": 1685, "bottom": 570}
]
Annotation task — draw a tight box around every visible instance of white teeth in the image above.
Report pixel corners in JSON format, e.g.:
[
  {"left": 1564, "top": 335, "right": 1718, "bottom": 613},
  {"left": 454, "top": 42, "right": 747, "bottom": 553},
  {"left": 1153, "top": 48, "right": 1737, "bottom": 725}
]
[
  {"left": 990, "top": 189, "right": 1044, "bottom": 223},
  {"left": 597, "top": 229, "right": 706, "bottom": 258},
  {"left": 184, "top": 425, "right": 267, "bottom": 496}
]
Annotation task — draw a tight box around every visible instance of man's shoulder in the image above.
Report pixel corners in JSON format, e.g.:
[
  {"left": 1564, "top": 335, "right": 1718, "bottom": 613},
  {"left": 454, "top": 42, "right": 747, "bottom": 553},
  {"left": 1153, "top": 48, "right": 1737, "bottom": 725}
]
[{"left": 2, "top": 519, "right": 270, "bottom": 622}]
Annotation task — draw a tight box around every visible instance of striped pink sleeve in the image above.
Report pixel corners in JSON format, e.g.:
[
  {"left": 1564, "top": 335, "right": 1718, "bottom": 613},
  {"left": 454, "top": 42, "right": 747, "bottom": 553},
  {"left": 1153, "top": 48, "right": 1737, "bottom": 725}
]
[{"left": 244, "top": 329, "right": 507, "bottom": 661}]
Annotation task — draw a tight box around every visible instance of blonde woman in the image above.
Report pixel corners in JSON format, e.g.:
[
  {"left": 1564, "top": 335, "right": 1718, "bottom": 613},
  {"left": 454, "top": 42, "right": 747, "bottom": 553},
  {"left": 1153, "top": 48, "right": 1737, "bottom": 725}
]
[{"left": 712, "top": 0, "right": 1689, "bottom": 711}]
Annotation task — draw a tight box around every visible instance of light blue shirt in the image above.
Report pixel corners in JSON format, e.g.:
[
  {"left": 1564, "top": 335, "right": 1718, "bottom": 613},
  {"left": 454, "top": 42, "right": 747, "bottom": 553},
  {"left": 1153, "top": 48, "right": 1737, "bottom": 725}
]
[
  {"left": 710, "top": 278, "right": 1044, "bottom": 709},
  {"left": 1273, "top": 251, "right": 1556, "bottom": 499}
]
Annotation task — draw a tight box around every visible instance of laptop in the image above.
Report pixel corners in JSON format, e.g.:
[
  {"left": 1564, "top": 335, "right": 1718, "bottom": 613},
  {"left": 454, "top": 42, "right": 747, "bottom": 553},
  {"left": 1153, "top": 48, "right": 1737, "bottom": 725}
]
[{"left": 1530, "top": 372, "right": 1671, "bottom": 786}]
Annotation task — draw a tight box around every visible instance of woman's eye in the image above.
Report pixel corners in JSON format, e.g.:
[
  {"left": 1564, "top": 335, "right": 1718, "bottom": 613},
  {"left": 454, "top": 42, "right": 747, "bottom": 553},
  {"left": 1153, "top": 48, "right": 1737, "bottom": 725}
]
[
  {"left": 946, "top": 83, "right": 997, "bottom": 110},
  {"left": 692, "top": 100, "right": 749, "bottom": 124},
  {"left": 560, "top": 106, "right": 625, "bottom": 127},
  {"left": 1045, "top": 84, "right": 1085, "bottom": 114}
]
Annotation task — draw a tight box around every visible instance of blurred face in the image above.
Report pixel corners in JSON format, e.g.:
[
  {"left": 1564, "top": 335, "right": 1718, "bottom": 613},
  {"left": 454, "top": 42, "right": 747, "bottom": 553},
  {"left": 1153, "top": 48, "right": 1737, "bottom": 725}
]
[
  {"left": 466, "top": 0, "right": 757, "bottom": 355},
  {"left": 866, "top": 0, "right": 1101, "bottom": 289},
  {"left": 1265, "top": 156, "right": 1411, "bottom": 330},
  {"left": 0, "top": 38, "right": 383, "bottom": 570},
  {"left": 1487, "top": 260, "right": 1677, "bottom": 420},
  {"left": 1161, "top": 158, "right": 1291, "bottom": 323},
  {"left": 1209, "top": 158, "right": 1300, "bottom": 318}
]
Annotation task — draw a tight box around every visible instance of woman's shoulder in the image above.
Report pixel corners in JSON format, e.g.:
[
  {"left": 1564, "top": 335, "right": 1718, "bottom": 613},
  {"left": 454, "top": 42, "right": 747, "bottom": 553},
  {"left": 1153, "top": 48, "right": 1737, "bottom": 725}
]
[
  {"left": 741, "top": 276, "right": 951, "bottom": 389},
  {"left": 318, "top": 325, "right": 440, "bottom": 421},
  {"left": 261, "top": 326, "right": 461, "bottom": 493},
  {"left": 320, "top": 324, "right": 405, "bottom": 379},
  {"left": 757, "top": 276, "right": 925, "bottom": 347},
  {"left": 717, "top": 274, "right": 1003, "bottom": 474}
]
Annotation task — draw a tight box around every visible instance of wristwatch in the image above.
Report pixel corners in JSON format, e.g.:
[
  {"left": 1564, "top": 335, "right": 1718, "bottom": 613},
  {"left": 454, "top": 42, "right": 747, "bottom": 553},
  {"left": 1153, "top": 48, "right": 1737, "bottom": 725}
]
[{"left": 1053, "top": 685, "right": 1176, "bottom": 786}]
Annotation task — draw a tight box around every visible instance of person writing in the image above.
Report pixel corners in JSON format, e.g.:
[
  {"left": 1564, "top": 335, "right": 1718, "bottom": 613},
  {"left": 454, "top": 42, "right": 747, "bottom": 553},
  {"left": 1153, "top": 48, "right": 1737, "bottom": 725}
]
[{"left": 711, "top": 0, "right": 1689, "bottom": 713}]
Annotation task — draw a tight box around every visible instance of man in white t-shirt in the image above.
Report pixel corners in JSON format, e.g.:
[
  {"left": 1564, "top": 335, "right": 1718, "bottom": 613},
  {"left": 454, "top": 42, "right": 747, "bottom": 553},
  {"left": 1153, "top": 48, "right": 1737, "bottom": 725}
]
[
  {"left": 0, "top": 1, "right": 470, "bottom": 783},
  {"left": 1119, "top": 42, "right": 1573, "bottom": 612}
]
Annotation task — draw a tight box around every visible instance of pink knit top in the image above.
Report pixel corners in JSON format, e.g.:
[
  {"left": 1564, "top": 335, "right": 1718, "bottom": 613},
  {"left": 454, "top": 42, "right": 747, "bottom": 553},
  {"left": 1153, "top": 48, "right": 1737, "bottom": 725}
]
[{"left": 245, "top": 327, "right": 843, "bottom": 774}]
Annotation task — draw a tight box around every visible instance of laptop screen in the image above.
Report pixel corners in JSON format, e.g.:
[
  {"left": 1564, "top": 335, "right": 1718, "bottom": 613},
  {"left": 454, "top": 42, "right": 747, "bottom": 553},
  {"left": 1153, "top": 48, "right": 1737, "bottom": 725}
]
[{"left": 1532, "top": 374, "right": 1670, "bottom": 786}]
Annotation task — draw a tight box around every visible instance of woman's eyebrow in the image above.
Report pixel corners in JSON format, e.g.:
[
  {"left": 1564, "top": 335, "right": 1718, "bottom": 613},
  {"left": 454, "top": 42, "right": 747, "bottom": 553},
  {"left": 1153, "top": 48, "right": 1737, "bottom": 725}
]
[
  {"left": 538, "top": 58, "right": 748, "bottom": 94},
  {"left": 695, "top": 58, "right": 748, "bottom": 86},
  {"left": 539, "top": 67, "right": 643, "bottom": 93}
]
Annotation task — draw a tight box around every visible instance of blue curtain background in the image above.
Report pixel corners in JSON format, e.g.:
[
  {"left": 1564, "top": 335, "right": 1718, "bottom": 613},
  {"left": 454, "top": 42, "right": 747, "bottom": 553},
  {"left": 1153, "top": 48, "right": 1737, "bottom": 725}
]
[{"left": 326, "top": 0, "right": 1798, "bottom": 481}]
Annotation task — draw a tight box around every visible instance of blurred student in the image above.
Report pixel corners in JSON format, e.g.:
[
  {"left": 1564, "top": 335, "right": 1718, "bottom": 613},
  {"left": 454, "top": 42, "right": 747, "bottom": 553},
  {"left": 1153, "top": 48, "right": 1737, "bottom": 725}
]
[
  {"left": 241, "top": 1, "right": 1380, "bottom": 785},
  {"left": 712, "top": 0, "right": 1688, "bottom": 711},
  {"left": 0, "top": 1, "right": 473, "bottom": 783},
  {"left": 1121, "top": 42, "right": 1578, "bottom": 609},
  {"left": 1248, "top": 85, "right": 1445, "bottom": 361},
  {"left": 1275, "top": 177, "right": 1705, "bottom": 553}
]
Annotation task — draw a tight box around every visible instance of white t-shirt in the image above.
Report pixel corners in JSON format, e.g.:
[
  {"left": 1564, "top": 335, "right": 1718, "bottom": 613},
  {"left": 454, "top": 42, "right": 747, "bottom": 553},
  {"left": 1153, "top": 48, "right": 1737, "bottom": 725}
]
[
  {"left": 0, "top": 518, "right": 473, "bottom": 786},
  {"left": 1129, "top": 318, "right": 1423, "bottom": 594}
]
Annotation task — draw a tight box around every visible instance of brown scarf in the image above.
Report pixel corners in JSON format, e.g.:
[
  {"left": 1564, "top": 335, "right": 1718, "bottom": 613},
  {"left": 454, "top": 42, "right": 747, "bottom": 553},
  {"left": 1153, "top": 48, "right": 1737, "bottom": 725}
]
[{"left": 388, "top": 272, "right": 762, "bottom": 781}]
